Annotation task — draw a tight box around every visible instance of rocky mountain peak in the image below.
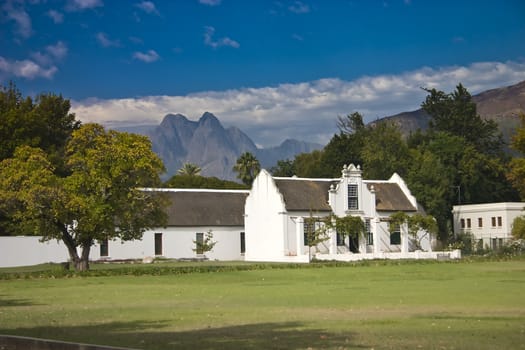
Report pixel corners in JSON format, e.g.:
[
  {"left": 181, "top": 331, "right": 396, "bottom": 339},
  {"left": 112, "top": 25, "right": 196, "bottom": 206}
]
[
  {"left": 161, "top": 113, "right": 190, "bottom": 126},
  {"left": 147, "top": 112, "right": 322, "bottom": 181},
  {"left": 198, "top": 112, "right": 221, "bottom": 126}
]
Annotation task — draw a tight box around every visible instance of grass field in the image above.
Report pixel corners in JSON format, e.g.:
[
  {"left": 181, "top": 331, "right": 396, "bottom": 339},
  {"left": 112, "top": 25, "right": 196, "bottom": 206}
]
[{"left": 0, "top": 259, "right": 524, "bottom": 349}]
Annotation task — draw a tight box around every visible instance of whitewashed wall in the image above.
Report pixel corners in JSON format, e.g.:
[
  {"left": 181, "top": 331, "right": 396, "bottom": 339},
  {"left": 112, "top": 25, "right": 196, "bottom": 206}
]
[
  {"left": 452, "top": 202, "right": 524, "bottom": 247},
  {"left": 83, "top": 226, "right": 245, "bottom": 261},
  {"left": 0, "top": 236, "right": 69, "bottom": 268},
  {"left": 0, "top": 226, "right": 245, "bottom": 268},
  {"left": 244, "top": 170, "right": 290, "bottom": 261}
]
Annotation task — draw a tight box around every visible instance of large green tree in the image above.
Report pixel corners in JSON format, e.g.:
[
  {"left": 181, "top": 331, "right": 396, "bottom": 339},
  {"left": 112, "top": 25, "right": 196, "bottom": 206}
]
[
  {"left": 404, "top": 84, "right": 518, "bottom": 242},
  {"left": 321, "top": 112, "right": 366, "bottom": 178},
  {"left": 270, "top": 159, "right": 296, "bottom": 177},
  {"left": 233, "top": 152, "right": 261, "bottom": 186},
  {"left": 405, "top": 147, "right": 452, "bottom": 240},
  {"left": 0, "top": 82, "right": 80, "bottom": 171},
  {"left": 422, "top": 83, "right": 503, "bottom": 156},
  {"left": 0, "top": 83, "right": 80, "bottom": 235},
  {"left": 0, "top": 124, "right": 167, "bottom": 271},
  {"left": 294, "top": 150, "right": 328, "bottom": 178},
  {"left": 361, "top": 122, "right": 410, "bottom": 179},
  {"left": 508, "top": 114, "right": 525, "bottom": 199}
]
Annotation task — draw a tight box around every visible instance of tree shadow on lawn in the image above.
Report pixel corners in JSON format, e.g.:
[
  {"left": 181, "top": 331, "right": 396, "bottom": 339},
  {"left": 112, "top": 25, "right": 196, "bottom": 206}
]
[
  {"left": 0, "top": 295, "right": 41, "bottom": 307},
  {"left": 0, "top": 320, "right": 366, "bottom": 350}
]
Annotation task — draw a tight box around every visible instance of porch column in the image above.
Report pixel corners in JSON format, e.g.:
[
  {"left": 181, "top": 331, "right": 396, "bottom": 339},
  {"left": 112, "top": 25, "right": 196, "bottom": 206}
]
[
  {"left": 401, "top": 223, "right": 409, "bottom": 256},
  {"left": 372, "top": 217, "right": 380, "bottom": 254},
  {"left": 328, "top": 216, "right": 336, "bottom": 255},
  {"left": 328, "top": 228, "right": 336, "bottom": 255},
  {"left": 296, "top": 216, "right": 304, "bottom": 256},
  {"left": 370, "top": 185, "right": 380, "bottom": 255},
  {"left": 359, "top": 232, "right": 367, "bottom": 253}
]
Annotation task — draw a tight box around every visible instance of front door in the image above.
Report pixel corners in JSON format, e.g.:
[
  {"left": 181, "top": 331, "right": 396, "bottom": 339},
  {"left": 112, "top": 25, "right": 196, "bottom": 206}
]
[{"left": 349, "top": 235, "right": 359, "bottom": 253}]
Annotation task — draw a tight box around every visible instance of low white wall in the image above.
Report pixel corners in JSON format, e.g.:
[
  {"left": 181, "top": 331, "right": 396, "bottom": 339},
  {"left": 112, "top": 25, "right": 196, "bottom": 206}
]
[
  {"left": 1, "top": 235, "right": 461, "bottom": 268},
  {"left": 1, "top": 226, "right": 245, "bottom": 268},
  {"left": 0, "top": 236, "right": 70, "bottom": 268},
  {"left": 315, "top": 249, "right": 462, "bottom": 262},
  {"left": 244, "top": 255, "right": 310, "bottom": 263}
]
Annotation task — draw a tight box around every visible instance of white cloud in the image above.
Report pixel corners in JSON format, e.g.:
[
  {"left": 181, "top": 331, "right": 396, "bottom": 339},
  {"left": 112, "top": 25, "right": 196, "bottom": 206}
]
[
  {"left": 199, "top": 0, "right": 221, "bottom": 6},
  {"left": 204, "top": 26, "right": 240, "bottom": 49},
  {"left": 135, "top": 1, "right": 159, "bottom": 15},
  {"left": 31, "top": 41, "right": 68, "bottom": 65},
  {"left": 289, "top": 1, "right": 310, "bottom": 14},
  {"left": 47, "top": 9, "right": 64, "bottom": 23},
  {"left": 0, "top": 56, "right": 57, "bottom": 80},
  {"left": 132, "top": 50, "right": 160, "bottom": 63},
  {"left": 71, "top": 61, "right": 525, "bottom": 147},
  {"left": 65, "top": 0, "right": 103, "bottom": 12},
  {"left": 46, "top": 41, "right": 68, "bottom": 60},
  {"left": 96, "top": 32, "right": 121, "bottom": 48},
  {"left": 3, "top": 1, "right": 32, "bottom": 38},
  {"left": 1, "top": 40, "right": 66, "bottom": 81}
]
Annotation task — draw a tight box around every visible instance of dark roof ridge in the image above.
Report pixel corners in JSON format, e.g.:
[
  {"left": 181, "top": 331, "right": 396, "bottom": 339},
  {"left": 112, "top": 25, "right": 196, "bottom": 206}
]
[{"left": 140, "top": 187, "right": 250, "bottom": 193}]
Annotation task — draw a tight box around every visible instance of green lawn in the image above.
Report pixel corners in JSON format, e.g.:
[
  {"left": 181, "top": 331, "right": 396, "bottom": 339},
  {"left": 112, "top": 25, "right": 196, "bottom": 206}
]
[{"left": 0, "top": 260, "right": 524, "bottom": 349}]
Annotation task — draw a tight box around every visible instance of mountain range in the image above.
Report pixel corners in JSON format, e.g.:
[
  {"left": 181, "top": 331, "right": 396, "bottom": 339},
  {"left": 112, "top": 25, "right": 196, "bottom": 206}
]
[
  {"left": 132, "top": 112, "right": 322, "bottom": 180},
  {"left": 376, "top": 80, "right": 525, "bottom": 148}
]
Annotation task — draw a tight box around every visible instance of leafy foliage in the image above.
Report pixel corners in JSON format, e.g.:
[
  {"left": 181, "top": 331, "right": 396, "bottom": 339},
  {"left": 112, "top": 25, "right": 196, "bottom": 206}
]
[
  {"left": 332, "top": 215, "right": 365, "bottom": 240},
  {"left": 336, "top": 112, "right": 366, "bottom": 135},
  {"left": 361, "top": 122, "right": 410, "bottom": 179},
  {"left": 270, "top": 159, "right": 296, "bottom": 177},
  {"left": 0, "top": 82, "right": 80, "bottom": 172},
  {"left": 320, "top": 133, "right": 363, "bottom": 178},
  {"left": 294, "top": 150, "right": 327, "bottom": 177},
  {"left": 0, "top": 124, "right": 168, "bottom": 271},
  {"left": 389, "top": 212, "right": 438, "bottom": 250},
  {"left": 511, "top": 216, "right": 525, "bottom": 240},
  {"left": 164, "top": 174, "right": 248, "bottom": 189},
  {"left": 507, "top": 113, "right": 525, "bottom": 199},
  {"left": 422, "top": 83, "right": 503, "bottom": 155},
  {"left": 193, "top": 230, "right": 217, "bottom": 256},
  {"left": 303, "top": 214, "right": 331, "bottom": 261}
]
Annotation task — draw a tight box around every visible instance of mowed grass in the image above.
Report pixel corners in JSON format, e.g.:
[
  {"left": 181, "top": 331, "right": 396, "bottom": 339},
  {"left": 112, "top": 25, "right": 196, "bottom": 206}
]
[{"left": 0, "top": 260, "right": 524, "bottom": 349}]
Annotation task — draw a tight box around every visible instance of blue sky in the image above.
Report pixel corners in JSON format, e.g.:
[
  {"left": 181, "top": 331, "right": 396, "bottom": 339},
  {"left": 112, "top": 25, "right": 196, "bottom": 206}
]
[{"left": 2, "top": 0, "right": 525, "bottom": 147}]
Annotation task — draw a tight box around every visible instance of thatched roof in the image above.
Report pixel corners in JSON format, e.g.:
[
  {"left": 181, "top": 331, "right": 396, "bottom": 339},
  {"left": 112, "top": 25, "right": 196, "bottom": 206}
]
[
  {"left": 163, "top": 190, "right": 248, "bottom": 226},
  {"left": 367, "top": 183, "right": 416, "bottom": 212},
  {"left": 273, "top": 179, "right": 336, "bottom": 212}
]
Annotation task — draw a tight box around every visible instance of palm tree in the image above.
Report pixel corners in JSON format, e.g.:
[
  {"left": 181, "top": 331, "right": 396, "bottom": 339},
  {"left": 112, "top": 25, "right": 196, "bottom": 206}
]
[
  {"left": 233, "top": 152, "right": 261, "bottom": 186},
  {"left": 178, "top": 162, "right": 201, "bottom": 176}
]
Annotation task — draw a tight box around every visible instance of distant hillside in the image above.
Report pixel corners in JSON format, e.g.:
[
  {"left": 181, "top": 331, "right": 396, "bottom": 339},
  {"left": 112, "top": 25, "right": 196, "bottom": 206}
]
[
  {"left": 375, "top": 80, "right": 525, "bottom": 148},
  {"left": 141, "top": 112, "right": 322, "bottom": 181}
]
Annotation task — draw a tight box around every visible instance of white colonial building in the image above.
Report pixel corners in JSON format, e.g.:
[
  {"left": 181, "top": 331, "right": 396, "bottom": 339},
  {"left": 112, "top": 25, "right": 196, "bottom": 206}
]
[
  {"left": 0, "top": 164, "right": 462, "bottom": 268},
  {"left": 244, "top": 164, "right": 442, "bottom": 263},
  {"left": 452, "top": 202, "right": 524, "bottom": 250}
]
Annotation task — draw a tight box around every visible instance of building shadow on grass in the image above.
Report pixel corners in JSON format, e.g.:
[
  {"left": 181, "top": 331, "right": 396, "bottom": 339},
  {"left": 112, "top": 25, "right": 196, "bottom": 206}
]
[{"left": 0, "top": 320, "right": 367, "bottom": 349}]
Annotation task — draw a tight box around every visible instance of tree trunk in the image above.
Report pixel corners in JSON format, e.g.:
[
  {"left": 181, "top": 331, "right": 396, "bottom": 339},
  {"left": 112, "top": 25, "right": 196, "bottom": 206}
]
[
  {"left": 59, "top": 224, "right": 80, "bottom": 271},
  {"left": 76, "top": 244, "right": 91, "bottom": 271},
  {"left": 58, "top": 223, "right": 92, "bottom": 271}
]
